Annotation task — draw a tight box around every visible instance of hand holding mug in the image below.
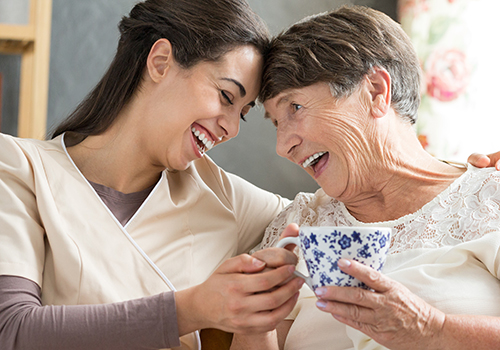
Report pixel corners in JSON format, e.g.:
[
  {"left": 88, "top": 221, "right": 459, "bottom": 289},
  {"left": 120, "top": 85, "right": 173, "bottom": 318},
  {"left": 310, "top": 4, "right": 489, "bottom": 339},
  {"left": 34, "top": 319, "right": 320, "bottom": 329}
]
[{"left": 276, "top": 226, "right": 391, "bottom": 291}]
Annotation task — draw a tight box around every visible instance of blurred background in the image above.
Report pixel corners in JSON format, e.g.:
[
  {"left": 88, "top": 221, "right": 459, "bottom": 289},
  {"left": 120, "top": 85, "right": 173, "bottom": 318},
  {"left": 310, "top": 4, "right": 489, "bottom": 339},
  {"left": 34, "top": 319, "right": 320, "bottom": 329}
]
[{"left": 1, "top": 0, "right": 499, "bottom": 200}]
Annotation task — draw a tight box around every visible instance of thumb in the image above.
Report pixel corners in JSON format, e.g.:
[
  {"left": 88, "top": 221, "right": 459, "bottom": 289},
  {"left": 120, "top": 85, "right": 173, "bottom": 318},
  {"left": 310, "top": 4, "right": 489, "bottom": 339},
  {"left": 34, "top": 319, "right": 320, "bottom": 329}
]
[
  {"left": 467, "top": 153, "right": 490, "bottom": 168},
  {"left": 279, "top": 223, "right": 300, "bottom": 251},
  {"left": 216, "top": 254, "right": 266, "bottom": 275}
]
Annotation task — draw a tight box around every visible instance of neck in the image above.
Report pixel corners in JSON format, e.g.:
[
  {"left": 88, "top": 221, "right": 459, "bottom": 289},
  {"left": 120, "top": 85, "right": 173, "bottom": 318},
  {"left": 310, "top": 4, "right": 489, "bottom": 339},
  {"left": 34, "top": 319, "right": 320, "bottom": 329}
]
[{"left": 339, "top": 116, "right": 466, "bottom": 223}]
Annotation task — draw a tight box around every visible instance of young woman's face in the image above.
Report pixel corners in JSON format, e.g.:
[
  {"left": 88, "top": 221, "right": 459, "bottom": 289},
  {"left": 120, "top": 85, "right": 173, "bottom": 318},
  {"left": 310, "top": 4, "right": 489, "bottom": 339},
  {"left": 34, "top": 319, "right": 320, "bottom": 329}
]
[{"left": 144, "top": 45, "right": 263, "bottom": 171}]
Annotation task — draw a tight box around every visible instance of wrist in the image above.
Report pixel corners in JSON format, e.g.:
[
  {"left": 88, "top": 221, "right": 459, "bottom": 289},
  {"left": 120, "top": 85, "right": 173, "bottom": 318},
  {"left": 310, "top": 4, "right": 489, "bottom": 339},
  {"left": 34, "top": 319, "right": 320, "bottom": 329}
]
[
  {"left": 424, "top": 309, "right": 447, "bottom": 350},
  {"left": 175, "top": 286, "right": 206, "bottom": 336},
  {"left": 231, "top": 330, "right": 279, "bottom": 350}
]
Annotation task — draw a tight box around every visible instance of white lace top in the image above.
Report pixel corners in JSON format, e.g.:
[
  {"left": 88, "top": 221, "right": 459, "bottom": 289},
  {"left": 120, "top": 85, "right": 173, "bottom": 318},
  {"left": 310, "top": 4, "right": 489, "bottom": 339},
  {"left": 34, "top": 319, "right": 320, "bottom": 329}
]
[
  {"left": 259, "top": 165, "right": 500, "bottom": 350},
  {"left": 259, "top": 165, "right": 500, "bottom": 255}
]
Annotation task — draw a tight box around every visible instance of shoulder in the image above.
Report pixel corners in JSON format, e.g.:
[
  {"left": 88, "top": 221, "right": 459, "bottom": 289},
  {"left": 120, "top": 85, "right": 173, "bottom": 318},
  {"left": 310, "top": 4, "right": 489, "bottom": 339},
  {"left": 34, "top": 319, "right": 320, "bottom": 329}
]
[
  {"left": 0, "top": 134, "right": 40, "bottom": 170},
  {"left": 457, "top": 165, "right": 500, "bottom": 196},
  {"left": 0, "top": 133, "right": 62, "bottom": 159},
  {"left": 0, "top": 134, "right": 64, "bottom": 182}
]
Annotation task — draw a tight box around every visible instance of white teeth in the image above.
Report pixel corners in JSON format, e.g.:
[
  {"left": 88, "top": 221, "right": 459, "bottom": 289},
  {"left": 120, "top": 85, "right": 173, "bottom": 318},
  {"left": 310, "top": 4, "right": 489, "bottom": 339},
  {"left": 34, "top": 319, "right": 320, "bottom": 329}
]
[
  {"left": 302, "top": 151, "right": 327, "bottom": 168},
  {"left": 191, "top": 127, "right": 215, "bottom": 152}
]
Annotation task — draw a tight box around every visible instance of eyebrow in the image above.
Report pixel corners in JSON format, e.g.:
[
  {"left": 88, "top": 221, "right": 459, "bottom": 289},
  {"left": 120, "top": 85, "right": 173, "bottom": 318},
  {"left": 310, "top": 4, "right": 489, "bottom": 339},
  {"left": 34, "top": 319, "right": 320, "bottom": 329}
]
[
  {"left": 221, "top": 78, "right": 246, "bottom": 97},
  {"left": 264, "top": 94, "right": 292, "bottom": 120}
]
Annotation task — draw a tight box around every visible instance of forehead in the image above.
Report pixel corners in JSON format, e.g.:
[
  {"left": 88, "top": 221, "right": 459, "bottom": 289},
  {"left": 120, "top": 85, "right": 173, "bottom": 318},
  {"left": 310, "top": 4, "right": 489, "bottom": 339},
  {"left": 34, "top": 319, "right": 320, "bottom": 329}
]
[
  {"left": 189, "top": 45, "right": 262, "bottom": 78},
  {"left": 264, "top": 83, "right": 333, "bottom": 118}
]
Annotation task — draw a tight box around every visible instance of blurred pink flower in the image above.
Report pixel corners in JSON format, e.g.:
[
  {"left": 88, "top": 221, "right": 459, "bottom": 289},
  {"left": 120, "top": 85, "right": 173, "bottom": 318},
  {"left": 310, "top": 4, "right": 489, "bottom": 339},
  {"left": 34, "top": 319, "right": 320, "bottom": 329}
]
[
  {"left": 398, "top": 0, "right": 429, "bottom": 19},
  {"left": 425, "top": 48, "right": 470, "bottom": 102}
]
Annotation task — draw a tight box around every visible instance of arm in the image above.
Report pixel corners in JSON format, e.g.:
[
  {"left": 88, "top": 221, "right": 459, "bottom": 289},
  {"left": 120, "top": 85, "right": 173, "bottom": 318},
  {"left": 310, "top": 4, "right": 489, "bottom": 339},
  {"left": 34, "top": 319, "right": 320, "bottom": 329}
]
[
  {"left": 315, "top": 259, "right": 500, "bottom": 350},
  {"left": 1, "top": 252, "right": 302, "bottom": 350},
  {"left": 0, "top": 275, "right": 178, "bottom": 350}
]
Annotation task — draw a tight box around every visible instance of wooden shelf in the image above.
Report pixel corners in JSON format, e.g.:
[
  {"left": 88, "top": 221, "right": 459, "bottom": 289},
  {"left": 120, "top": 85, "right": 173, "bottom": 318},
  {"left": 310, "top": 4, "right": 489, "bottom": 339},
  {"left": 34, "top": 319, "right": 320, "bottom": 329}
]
[{"left": 0, "top": 0, "right": 52, "bottom": 139}]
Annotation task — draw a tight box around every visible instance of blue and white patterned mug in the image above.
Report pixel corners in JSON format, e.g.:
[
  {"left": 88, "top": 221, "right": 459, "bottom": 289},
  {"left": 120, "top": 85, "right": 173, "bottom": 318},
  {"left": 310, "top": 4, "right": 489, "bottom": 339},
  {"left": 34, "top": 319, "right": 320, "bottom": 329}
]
[{"left": 276, "top": 226, "right": 391, "bottom": 290}]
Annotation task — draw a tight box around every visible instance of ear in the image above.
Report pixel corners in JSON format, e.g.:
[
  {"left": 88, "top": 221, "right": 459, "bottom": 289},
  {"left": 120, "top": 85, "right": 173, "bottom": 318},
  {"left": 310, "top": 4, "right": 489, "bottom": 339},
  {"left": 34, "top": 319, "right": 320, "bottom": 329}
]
[
  {"left": 365, "top": 67, "right": 391, "bottom": 119},
  {"left": 146, "top": 38, "right": 174, "bottom": 83}
]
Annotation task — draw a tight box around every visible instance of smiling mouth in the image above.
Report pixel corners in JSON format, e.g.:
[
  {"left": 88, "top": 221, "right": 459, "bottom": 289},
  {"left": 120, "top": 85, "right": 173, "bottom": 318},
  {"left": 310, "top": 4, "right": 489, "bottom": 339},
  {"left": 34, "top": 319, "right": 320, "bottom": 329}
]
[
  {"left": 191, "top": 127, "right": 215, "bottom": 154},
  {"left": 302, "top": 151, "right": 327, "bottom": 168}
]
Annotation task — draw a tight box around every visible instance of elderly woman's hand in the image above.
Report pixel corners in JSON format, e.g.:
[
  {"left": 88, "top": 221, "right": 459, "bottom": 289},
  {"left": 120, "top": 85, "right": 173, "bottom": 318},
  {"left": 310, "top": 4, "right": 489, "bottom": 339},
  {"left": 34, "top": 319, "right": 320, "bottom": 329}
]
[
  {"left": 252, "top": 223, "right": 300, "bottom": 272},
  {"left": 314, "top": 259, "right": 446, "bottom": 350},
  {"left": 468, "top": 152, "right": 500, "bottom": 170}
]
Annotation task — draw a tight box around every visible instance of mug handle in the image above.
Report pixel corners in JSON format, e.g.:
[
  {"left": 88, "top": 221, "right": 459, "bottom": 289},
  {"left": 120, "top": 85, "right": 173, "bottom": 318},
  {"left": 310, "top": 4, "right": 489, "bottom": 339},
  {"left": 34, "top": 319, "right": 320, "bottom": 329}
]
[{"left": 276, "top": 237, "right": 314, "bottom": 291}]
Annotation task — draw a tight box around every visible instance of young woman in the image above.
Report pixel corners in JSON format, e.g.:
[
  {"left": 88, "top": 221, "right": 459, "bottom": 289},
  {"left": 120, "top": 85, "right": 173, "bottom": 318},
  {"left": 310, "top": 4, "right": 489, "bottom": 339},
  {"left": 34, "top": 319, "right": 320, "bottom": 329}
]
[{"left": 0, "top": 1, "right": 303, "bottom": 349}]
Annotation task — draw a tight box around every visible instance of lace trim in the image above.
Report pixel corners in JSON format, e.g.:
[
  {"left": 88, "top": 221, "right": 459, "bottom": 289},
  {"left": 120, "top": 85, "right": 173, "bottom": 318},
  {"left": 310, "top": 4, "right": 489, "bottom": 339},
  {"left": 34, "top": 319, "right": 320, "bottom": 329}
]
[{"left": 259, "top": 166, "right": 500, "bottom": 255}]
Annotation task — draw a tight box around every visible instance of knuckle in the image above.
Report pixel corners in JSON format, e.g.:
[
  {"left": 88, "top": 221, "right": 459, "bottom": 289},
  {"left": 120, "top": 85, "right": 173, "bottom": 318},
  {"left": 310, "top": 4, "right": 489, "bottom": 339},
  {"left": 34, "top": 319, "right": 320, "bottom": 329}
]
[
  {"left": 227, "top": 281, "right": 242, "bottom": 294},
  {"left": 226, "top": 300, "right": 244, "bottom": 314},
  {"left": 349, "top": 305, "right": 361, "bottom": 320},
  {"left": 265, "top": 293, "right": 283, "bottom": 310},
  {"left": 257, "top": 277, "right": 273, "bottom": 291},
  {"left": 352, "top": 289, "right": 367, "bottom": 303},
  {"left": 239, "top": 253, "right": 252, "bottom": 263},
  {"left": 231, "top": 316, "right": 246, "bottom": 329},
  {"left": 366, "top": 269, "right": 381, "bottom": 284}
]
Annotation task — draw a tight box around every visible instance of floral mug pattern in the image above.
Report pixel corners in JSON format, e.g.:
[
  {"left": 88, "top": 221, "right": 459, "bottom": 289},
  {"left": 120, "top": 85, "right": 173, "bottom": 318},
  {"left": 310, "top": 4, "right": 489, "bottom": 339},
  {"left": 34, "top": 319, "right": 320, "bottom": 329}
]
[{"left": 277, "top": 226, "right": 391, "bottom": 290}]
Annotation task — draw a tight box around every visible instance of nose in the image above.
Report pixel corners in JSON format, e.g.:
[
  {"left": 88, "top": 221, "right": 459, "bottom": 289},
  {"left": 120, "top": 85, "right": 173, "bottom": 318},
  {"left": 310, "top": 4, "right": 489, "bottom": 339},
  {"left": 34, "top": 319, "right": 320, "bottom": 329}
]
[
  {"left": 276, "top": 123, "right": 301, "bottom": 159},
  {"left": 218, "top": 111, "right": 240, "bottom": 140}
]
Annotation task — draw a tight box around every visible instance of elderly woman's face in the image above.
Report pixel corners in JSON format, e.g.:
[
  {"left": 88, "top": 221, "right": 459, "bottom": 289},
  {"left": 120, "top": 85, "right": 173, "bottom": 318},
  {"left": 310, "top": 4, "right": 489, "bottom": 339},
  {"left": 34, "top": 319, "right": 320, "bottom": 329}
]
[{"left": 264, "top": 82, "right": 372, "bottom": 198}]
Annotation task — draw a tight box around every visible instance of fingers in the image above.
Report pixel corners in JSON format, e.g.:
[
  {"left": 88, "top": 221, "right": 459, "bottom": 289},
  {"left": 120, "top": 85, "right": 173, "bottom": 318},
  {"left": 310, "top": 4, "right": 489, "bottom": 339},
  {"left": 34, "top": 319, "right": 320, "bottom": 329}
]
[
  {"left": 249, "top": 277, "right": 303, "bottom": 310},
  {"left": 222, "top": 277, "right": 303, "bottom": 334},
  {"left": 468, "top": 151, "right": 500, "bottom": 170},
  {"left": 280, "top": 223, "right": 299, "bottom": 239},
  {"left": 467, "top": 153, "right": 491, "bottom": 168},
  {"left": 488, "top": 152, "right": 500, "bottom": 170},
  {"left": 252, "top": 247, "right": 298, "bottom": 268},
  {"left": 236, "top": 287, "right": 301, "bottom": 334},
  {"left": 316, "top": 298, "right": 377, "bottom": 324},
  {"left": 336, "top": 258, "right": 391, "bottom": 293},
  {"left": 244, "top": 265, "right": 298, "bottom": 294},
  {"left": 217, "top": 254, "right": 266, "bottom": 275},
  {"left": 278, "top": 223, "right": 300, "bottom": 251}
]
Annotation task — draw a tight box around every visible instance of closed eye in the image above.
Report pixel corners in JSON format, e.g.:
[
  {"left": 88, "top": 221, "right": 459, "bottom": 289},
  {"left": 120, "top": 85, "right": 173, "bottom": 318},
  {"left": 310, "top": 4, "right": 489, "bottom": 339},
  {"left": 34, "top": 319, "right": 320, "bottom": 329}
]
[
  {"left": 222, "top": 90, "right": 252, "bottom": 121},
  {"left": 221, "top": 91, "right": 233, "bottom": 105}
]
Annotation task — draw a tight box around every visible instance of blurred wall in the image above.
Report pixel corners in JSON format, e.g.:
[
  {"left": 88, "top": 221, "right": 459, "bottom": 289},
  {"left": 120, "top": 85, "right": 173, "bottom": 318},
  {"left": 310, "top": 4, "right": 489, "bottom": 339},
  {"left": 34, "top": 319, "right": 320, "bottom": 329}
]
[{"left": 0, "top": 0, "right": 397, "bottom": 199}]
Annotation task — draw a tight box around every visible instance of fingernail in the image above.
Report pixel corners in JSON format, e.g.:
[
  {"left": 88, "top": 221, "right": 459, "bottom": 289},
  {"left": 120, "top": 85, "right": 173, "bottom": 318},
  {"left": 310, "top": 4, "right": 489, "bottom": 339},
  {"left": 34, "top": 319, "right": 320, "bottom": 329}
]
[
  {"left": 315, "top": 287, "right": 326, "bottom": 297},
  {"left": 253, "top": 258, "right": 265, "bottom": 267},
  {"left": 316, "top": 300, "right": 327, "bottom": 309},
  {"left": 338, "top": 259, "right": 351, "bottom": 268},
  {"left": 288, "top": 265, "right": 296, "bottom": 273}
]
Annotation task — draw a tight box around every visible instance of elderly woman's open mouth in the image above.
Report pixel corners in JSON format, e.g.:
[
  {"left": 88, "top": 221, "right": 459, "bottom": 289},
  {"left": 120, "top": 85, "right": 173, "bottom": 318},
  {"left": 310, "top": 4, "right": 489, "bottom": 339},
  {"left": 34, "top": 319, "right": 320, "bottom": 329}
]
[{"left": 302, "top": 151, "right": 329, "bottom": 175}]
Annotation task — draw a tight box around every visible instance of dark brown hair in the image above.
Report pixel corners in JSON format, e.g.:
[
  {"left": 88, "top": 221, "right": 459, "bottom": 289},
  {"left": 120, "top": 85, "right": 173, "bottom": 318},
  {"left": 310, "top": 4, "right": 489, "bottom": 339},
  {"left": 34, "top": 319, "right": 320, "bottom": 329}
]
[
  {"left": 259, "top": 5, "right": 421, "bottom": 124},
  {"left": 51, "top": 0, "right": 269, "bottom": 138}
]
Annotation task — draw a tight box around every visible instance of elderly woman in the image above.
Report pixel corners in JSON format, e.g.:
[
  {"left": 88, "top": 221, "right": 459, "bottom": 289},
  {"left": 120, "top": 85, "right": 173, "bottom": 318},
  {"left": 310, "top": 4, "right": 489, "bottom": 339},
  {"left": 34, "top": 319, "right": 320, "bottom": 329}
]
[{"left": 231, "top": 5, "right": 500, "bottom": 350}]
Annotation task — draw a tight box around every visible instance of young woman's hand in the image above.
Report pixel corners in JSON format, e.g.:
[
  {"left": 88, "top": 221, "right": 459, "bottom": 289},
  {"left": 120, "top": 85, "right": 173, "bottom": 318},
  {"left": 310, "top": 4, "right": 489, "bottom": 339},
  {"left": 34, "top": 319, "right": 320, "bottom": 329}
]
[
  {"left": 176, "top": 250, "right": 303, "bottom": 336},
  {"left": 468, "top": 152, "right": 500, "bottom": 170}
]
